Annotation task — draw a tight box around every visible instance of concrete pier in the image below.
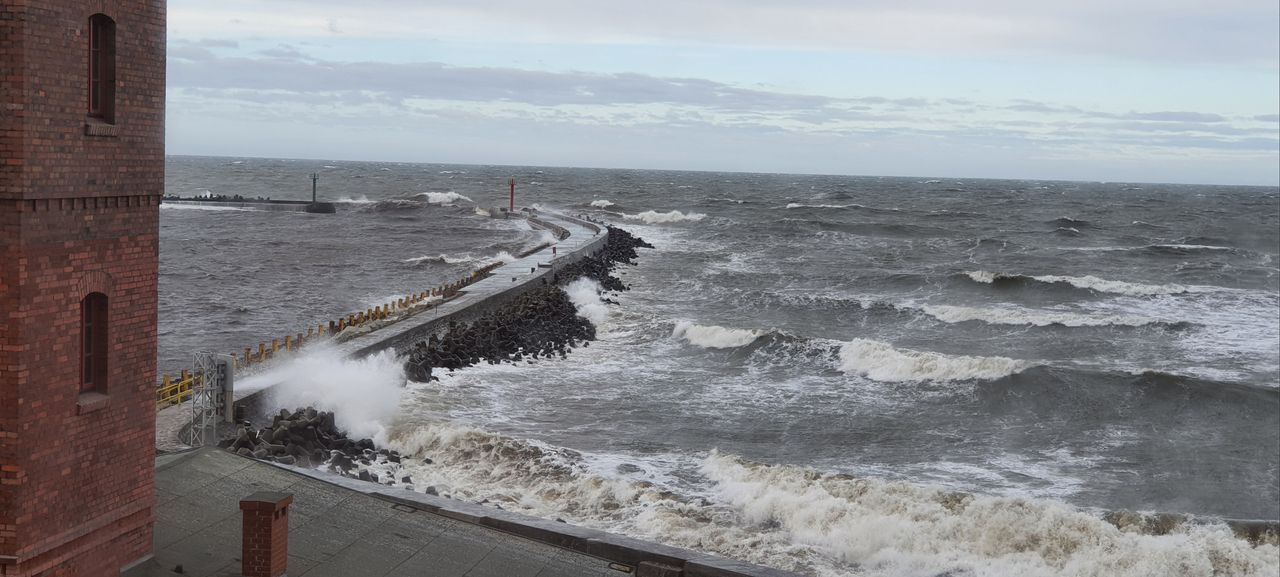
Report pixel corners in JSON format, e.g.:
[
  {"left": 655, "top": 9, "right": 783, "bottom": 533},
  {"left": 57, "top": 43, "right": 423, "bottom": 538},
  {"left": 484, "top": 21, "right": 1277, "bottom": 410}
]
[
  {"left": 162, "top": 198, "right": 337, "bottom": 213},
  {"left": 148, "top": 210, "right": 800, "bottom": 577}
]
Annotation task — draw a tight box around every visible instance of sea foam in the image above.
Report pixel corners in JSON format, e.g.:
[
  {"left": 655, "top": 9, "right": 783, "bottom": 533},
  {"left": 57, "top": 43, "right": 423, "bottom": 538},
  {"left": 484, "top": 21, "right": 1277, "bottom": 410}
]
[
  {"left": 965, "top": 270, "right": 1194, "bottom": 296},
  {"left": 837, "top": 338, "right": 1028, "bottom": 382},
  {"left": 478, "top": 251, "right": 518, "bottom": 266},
  {"left": 673, "top": 321, "right": 762, "bottom": 348},
  {"left": 412, "top": 191, "right": 474, "bottom": 204},
  {"left": 268, "top": 348, "right": 406, "bottom": 446},
  {"left": 403, "top": 253, "right": 477, "bottom": 265},
  {"left": 590, "top": 199, "right": 615, "bottom": 208},
  {"left": 566, "top": 278, "right": 609, "bottom": 326},
  {"left": 623, "top": 210, "right": 707, "bottom": 224},
  {"left": 702, "top": 452, "right": 1279, "bottom": 577},
  {"left": 382, "top": 418, "right": 1277, "bottom": 577},
  {"left": 922, "top": 304, "right": 1164, "bottom": 327}
]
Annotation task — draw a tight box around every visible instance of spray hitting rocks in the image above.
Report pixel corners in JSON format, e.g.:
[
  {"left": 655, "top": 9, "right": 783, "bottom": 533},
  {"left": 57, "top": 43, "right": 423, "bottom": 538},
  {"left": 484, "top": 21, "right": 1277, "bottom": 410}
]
[
  {"left": 219, "top": 406, "right": 421, "bottom": 488},
  {"left": 403, "top": 225, "right": 651, "bottom": 381},
  {"left": 404, "top": 287, "right": 595, "bottom": 381},
  {"left": 224, "top": 224, "right": 651, "bottom": 492}
]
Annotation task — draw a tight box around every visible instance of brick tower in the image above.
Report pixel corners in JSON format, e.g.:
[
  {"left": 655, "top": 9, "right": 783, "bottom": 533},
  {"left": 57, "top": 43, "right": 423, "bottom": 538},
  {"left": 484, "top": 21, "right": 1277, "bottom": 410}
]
[{"left": 1, "top": 1, "right": 165, "bottom": 575}]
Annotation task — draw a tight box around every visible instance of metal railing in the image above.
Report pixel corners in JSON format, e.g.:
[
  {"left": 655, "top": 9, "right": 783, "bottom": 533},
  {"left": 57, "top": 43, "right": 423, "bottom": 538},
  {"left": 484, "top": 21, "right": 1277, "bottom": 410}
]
[
  {"left": 157, "top": 370, "right": 200, "bottom": 408},
  {"left": 154, "top": 259, "right": 511, "bottom": 410}
]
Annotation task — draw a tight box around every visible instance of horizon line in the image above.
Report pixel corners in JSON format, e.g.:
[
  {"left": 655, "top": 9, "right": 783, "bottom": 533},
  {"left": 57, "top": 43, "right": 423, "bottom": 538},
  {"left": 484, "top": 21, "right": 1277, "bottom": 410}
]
[{"left": 164, "top": 153, "right": 1280, "bottom": 189}]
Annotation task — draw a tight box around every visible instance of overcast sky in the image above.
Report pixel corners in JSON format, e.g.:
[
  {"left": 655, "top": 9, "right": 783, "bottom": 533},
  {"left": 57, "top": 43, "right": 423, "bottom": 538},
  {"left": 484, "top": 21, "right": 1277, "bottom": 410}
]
[{"left": 166, "top": 0, "right": 1279, "bottom": 185}]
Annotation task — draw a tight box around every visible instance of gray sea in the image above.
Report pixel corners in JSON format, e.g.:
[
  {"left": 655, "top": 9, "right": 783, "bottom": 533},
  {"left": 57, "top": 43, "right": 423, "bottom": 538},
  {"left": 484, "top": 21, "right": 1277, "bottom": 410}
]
[{"left": 163, "top": 155, "right": 1280, "bottom": 577}]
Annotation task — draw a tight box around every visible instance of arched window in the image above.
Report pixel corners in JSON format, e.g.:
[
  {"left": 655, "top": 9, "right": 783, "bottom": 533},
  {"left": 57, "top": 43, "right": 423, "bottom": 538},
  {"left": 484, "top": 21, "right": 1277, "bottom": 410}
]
[
  {"left": 81, "top": 293, "right": 108, "bottom": 393},
  {"left": 88, "top": 14, "right": 116, "bottom": 123}
]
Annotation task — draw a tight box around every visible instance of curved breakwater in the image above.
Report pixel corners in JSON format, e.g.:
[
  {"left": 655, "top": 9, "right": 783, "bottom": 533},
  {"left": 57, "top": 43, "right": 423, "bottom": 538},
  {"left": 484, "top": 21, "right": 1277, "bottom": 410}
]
[
  {"left": 223, "top": 216, "right": 1278, "bottom": 577},
  {"left": 161, "top": 158, "right": 1280, "bottom": 577}
]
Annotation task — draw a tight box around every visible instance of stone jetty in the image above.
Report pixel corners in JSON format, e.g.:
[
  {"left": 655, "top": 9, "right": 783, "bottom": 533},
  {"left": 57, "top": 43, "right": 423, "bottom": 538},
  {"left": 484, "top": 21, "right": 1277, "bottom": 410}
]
[
  {"left": 220, "top": 406, "right": 420, "bottom": 489},
  {"left": 222, "top": 220, "right": 652, "bottom": 494},
  {"left": 402, "top": 225, "right": 652, "bottom": 382}
]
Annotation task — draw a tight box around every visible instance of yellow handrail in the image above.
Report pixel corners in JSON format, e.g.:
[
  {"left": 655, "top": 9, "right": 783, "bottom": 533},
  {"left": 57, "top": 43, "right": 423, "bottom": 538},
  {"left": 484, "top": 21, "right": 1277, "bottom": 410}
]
[
  {"left": 156, "top": 372, "right": 200, "bottom": 408},
  {"left": 155, "top": 257, "right": 512, "bottom": 409}
]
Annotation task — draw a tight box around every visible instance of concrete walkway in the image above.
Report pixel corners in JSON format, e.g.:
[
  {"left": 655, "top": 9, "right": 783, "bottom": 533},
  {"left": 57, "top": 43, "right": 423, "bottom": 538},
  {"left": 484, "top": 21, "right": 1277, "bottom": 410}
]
[{"left": 130, "top": 448, "right": 623, "bottom": 577}]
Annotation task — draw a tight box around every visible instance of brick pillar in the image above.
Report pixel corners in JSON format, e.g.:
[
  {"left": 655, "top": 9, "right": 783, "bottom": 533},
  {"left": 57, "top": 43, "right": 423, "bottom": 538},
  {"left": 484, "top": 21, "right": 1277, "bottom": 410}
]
[{"left": 239, "top": 492, "right": 294, "bottom": 577}]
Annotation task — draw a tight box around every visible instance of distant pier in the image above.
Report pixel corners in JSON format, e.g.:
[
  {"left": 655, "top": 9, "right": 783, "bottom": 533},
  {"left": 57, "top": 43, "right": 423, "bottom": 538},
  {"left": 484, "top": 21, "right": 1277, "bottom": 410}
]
[{"left": 162, "top": 196, "right": 337, "bottom": 213}]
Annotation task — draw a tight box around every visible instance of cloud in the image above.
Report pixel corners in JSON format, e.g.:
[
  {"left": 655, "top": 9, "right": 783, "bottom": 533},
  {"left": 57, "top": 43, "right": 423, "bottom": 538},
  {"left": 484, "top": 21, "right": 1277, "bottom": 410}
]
[
  {"left": 166, "top": 50, "right": 1272, "bottom": 154},
  {"left": 1256, "top": 114, "right": 1280, "bottom": 123},
  {"left": 254, "top": 45, "right": 309, "bottom": 60},
  {"left": 168, "top": 0, "right": 1280, "bottom": 67},
  {"left": 1120, "top": 111, "right": 1226, "bottom": 123},
  {"left": 169, "top": 54, "right": 836, "bottom": 112}
]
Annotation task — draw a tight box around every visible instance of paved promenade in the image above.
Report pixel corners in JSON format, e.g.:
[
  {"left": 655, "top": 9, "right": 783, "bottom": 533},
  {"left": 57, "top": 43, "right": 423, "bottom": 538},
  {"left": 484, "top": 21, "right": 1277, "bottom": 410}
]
[{"left": 129, "top": 448, "right": 623, "bottom": 577}]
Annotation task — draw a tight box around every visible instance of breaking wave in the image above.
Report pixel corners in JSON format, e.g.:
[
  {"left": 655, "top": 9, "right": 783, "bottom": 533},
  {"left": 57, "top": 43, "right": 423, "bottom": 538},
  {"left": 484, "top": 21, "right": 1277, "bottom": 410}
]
[
  {"left": 478, "top": 251, "right": 518, "bottom": 266},
  {"left": 623, "top": 210, "right": 707, "bottom": 224},
  {"left": 589, "top": 199, "right": 615, "bottom": 208},
  {"left": 837, "top": 338, "right": 1030, "bottom": 382},
  {"left": 160, "top": 203, "right": 258, "bottom": 212},
  {"left": 411, "top": 191, "right": 474, "bottom": 204},
  {"left": 380, "top": 420, "right": 1277, "bottom": 577},
  {"left": 1059, "top": 244, "right": 1248, "bottom": 257},
  {"left": 566, "top": 278, "right": 609, "bottom": 326},
  {"left": 1146, "top": 243, "right": 1238, "bottom": 254},
  {"left": 784, "top": 202, "right": 902, "bottom": 214},
  {"left": 964, "top": 270, "right": 1194, "bottom": 296},
  {"left": 921, "top": 304, "right": 1179, "bottom": 328},
  {"left": 672, "top": 321, "right": 763, "bottom": 349},
  {"left": 403, "top": 253, "right": 477, "bottom": 265},
  {"left": 701, "top": 452, "right": 1279, "bottom": 577},
  {"left": 269, "top": 349, "right": 406, "bottom": 446},
  {"left": 786, "top": 202, "right": 855, "bottom": 210}
]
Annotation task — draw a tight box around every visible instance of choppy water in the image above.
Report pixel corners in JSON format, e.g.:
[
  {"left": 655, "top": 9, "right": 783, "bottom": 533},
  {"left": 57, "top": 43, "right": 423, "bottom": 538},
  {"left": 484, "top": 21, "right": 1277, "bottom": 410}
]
[{"left": 164, "top": 156, "right": 1280, "bottom": 576}]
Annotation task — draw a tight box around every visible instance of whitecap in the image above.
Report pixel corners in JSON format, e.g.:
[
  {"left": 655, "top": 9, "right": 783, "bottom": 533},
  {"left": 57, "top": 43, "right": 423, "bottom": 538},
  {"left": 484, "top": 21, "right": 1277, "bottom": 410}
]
[
  {"left": 478, "top": 251, "right": 518, "bottom": 266},
  {"left": 922, "top": 304, "right": 1164, "bottom": 327},
  {"left": 672, "top": 321, "right": 762, "bottom": 348},
  {"left": 701, "top": 451, "right": 1279, "bottom": 577},
  {"left": 160, "top": 203, "right": 257, "bottom": 212},
  {"left": 622, "top": 210, "right": 707, "bottom": 224},
  {"left": 403, "top": 253, "right": 476, "bottom": 265},
  {"left": 837, "top": 338, "right": 1029, "bottom": 382},
  {"left": 964, "top": 270, "right": 1194, "bottom": 296},
  {"left": 411, "top": 191, "right": 474, "bottom": 204}
]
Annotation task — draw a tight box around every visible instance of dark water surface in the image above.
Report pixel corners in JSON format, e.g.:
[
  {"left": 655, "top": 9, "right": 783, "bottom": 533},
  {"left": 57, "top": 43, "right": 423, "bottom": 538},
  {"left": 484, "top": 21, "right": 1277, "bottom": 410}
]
[{"left": 163, "top": 156, "right": 1280, "bottom": 576}]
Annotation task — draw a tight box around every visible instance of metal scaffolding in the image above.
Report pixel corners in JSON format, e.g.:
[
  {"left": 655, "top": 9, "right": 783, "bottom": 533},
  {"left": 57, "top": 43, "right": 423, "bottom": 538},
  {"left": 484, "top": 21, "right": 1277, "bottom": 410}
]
[{"left": 189, "top": 352, "right": 234, "bottom": 447}]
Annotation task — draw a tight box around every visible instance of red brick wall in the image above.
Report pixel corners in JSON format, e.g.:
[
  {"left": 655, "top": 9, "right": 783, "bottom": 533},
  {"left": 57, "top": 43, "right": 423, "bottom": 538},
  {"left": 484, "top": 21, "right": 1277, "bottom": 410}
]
[
  {"left": 0, "top": 0, "right": 166, "bottom": 202},
  {"left": 0, "top": 0, "right": 164, "bottom": 575}
]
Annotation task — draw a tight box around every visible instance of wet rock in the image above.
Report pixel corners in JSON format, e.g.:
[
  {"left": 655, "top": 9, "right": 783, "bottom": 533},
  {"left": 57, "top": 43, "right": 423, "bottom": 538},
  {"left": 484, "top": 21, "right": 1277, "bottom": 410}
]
[{"left": 425, "top": 486, "right": 439, "bottom": 496}]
